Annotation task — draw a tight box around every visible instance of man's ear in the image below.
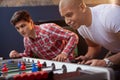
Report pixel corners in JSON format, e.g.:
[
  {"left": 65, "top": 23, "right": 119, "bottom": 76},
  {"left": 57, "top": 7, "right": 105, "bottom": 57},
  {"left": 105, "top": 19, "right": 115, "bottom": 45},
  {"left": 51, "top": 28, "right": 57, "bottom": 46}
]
[
  {"left": 30, "top": 19, "right": 34, "bottom": 27},
  {"left": 79, "top": 3, "right": 86, "bottom": 13},
  {"left": 30, "top": 19, "right": 34, "bottom": 24}
]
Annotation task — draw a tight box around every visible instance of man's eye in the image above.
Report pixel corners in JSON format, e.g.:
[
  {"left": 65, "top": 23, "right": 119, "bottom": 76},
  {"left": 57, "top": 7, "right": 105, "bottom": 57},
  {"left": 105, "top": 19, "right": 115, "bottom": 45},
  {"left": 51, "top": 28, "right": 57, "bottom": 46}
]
[
  {"left": 21, "top": 24, "right": 26, "bottom": 28},
  {"left": 16, "top": 27, "right": 19, "bottom": 30},
  {"left": 66, "top": 13, "right": 72, "bottom": 17},
  {"left": 67, "top": 14, "right": 71, "bottom": 17}
]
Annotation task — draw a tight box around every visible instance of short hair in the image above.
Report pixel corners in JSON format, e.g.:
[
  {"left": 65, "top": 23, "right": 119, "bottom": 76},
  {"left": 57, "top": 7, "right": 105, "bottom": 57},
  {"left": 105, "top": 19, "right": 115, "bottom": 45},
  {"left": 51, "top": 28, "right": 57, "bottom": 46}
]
[{"left": 10, "top": 10, "right": 32, "bottom": 26}]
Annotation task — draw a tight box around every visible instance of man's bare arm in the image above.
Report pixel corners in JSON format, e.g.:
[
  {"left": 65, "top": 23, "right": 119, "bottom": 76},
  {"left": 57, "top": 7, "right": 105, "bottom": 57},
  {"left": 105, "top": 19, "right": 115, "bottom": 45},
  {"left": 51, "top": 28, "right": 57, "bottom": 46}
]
[
  {"left": 107, "top": 31, "right": 120, "bottom": 65},
  {"left": 84, "top": 38, "right": 101, "bottom": 59}
]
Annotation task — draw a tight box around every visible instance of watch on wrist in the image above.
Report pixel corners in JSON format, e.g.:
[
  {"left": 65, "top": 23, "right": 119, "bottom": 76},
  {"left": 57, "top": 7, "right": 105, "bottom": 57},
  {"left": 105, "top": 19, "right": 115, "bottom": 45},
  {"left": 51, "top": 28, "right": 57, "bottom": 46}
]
[{"left": 103, "top": 58, "right": 114, "bottom": 67}]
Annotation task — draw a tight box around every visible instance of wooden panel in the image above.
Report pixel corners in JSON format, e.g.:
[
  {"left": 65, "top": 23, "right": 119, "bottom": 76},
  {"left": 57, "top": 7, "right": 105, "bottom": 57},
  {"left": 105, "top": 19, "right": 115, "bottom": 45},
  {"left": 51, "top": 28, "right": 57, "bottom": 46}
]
[
  {"left": 52, "top": 0, "right": 111, "bottom": 5},
  {"left": 85, "top": 0, "right": 110, "bottom": 4}
]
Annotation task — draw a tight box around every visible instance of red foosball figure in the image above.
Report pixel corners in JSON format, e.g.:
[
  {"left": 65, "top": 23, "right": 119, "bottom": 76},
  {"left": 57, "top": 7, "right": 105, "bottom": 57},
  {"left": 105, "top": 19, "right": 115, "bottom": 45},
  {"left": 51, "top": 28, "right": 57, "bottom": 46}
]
[
  {"left": 37, "top": 61, "right": 42, "bottom": 71},
  {"left": 20, "top": 62, "right": 26, "bottom": 74},
  {"left": 2, "top": 64, "right": 8, "bottom": 72},
  {"left": 2, "top": 64, "right": 8, "bottom": 76}
]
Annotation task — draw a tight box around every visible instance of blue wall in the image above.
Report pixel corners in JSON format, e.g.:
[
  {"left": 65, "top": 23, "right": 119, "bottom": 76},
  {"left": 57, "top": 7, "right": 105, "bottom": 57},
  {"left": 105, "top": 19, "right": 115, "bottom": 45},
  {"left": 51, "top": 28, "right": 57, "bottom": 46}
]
[{"left": 0, "top": 5, "right": 62, "bottom": 59}]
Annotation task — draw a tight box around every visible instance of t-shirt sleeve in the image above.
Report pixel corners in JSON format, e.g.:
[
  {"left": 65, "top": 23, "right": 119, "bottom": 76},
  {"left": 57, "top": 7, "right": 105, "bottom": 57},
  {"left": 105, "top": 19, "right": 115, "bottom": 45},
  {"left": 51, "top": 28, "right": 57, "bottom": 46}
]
[
  {"left": 105, "top": 7, "right": 120, "bottom": 33},
  {"left": 110, "top": 17, "right": 120, "bottom": 33}
]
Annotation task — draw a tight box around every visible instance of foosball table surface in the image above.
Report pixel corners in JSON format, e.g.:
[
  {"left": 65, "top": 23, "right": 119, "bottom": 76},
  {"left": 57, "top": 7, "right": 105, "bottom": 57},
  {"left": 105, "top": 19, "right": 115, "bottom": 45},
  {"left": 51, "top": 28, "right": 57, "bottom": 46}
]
[{"left": 0, "top": 57, "right": 115, "bottom": 80}]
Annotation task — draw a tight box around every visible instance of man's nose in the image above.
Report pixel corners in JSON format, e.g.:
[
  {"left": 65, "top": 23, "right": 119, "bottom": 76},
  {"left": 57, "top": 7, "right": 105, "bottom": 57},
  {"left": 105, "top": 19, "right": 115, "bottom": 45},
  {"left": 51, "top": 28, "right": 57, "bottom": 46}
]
[{"left": 65, "top": 18, "right": 71, "bottom": 25}]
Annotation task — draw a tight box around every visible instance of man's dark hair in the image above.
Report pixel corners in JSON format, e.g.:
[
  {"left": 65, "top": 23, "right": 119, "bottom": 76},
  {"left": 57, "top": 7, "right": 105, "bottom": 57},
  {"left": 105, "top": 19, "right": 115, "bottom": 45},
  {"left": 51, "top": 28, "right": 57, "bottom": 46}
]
[{"left": 10, "top": 10, "right": 32, "bottom": 26}]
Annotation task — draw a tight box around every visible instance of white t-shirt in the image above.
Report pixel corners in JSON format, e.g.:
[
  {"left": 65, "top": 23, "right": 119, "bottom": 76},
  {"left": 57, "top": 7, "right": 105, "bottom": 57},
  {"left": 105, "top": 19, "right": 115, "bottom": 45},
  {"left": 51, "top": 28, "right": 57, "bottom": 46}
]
[{"left": 78, "top": 4, "right": 120, "bottom": 53}]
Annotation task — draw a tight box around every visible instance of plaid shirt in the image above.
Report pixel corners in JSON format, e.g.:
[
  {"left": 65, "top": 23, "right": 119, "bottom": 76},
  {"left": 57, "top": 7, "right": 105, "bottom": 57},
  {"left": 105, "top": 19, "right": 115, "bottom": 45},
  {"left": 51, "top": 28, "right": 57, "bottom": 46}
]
[{"left": 20, "top": 23, "right": 78, "bottom": 60}]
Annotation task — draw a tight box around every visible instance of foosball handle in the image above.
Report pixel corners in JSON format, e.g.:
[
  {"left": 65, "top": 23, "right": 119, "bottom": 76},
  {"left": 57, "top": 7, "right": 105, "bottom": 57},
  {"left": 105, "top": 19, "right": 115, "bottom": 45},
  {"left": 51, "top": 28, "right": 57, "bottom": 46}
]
[{"left": 70, "top": 59, "right": 80, "bottom": 63}]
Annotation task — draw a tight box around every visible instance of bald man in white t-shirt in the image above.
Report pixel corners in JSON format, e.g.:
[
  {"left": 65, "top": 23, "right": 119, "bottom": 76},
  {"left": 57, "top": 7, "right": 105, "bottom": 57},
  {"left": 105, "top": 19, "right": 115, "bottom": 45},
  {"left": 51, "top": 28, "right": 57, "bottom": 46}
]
[{"left": 59, "top": 0, "right": 120, "bottom": 68}]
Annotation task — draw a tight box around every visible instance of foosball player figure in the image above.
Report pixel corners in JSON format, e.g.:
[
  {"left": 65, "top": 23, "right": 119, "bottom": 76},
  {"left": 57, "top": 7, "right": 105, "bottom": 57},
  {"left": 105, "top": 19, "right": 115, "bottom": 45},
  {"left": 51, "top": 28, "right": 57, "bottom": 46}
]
[
  {"left": 20, "top": 62, "right": 26, "bottom": 74},
  {"left": 27, "top": 73, "right": 35, "bottom": 80},
  {"left": 32, "top": 62, "right": 38, "bottom": 72},
  {"left": 33, "top": 71, "right": 42, "bottom": 80},
  {"left": 17, "top": 61, "right": 21, "bottom": 69},
  {"left": 37, "top": 61, "right": 42, "bottom": 71},
  {"left": 13, "top": 74, "right": 22, "bottom": 80},
  {"left": 2, "top": 64, "right": 8, "bottom": 77},
  {"left": 20, "top": 73, "right": 28, "bottom": 80}
]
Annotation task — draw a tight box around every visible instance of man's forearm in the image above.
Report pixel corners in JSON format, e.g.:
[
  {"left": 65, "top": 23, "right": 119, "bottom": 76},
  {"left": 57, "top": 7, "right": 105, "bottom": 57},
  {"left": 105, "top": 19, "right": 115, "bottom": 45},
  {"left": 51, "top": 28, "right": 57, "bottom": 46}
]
[
  {"left": 62, "top": 34, "right": 78, "bottom": 56},
  {"left": 84, "top": 39, "right": 101, "bottom": 59},
  {"left": 85, "top": 46, "right": 101, "bottom": 59},
  {"left": 107, "top": 52, "right": 120, "bottom": 65}
]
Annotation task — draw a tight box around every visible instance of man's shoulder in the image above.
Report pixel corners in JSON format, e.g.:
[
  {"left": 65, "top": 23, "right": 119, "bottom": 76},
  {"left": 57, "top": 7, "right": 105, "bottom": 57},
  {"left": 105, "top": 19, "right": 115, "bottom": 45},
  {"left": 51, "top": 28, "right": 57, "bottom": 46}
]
[
  {"left": 39, "top": 23, "right": 56, "bottom": 27},
  {"left": 92, "top": 4, "right": 120, "bottom": 11},
  {"left": 90, "top": 4, "right": 112, "bottom": 18},
  {"left": 92, "top": 4, "right": 112, "bottom": 10},
  {"left": 92, "top": 4, "right": 120, "bottom": 24}
]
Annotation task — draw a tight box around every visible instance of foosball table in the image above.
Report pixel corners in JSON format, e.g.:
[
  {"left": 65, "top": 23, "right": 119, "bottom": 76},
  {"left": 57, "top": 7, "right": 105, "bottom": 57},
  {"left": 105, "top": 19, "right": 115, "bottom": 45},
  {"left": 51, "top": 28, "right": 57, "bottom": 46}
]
[{"left": 0, "top": 57, "right": 115, "bottom": 80}]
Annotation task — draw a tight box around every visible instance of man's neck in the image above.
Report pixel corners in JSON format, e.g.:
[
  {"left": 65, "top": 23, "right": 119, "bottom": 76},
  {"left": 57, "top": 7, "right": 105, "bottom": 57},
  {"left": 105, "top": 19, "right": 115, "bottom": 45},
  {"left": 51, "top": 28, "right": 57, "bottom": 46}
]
[
  {"left": 29, "top": 29, "right": 36, "bottom": 40},
  {"left": 85, "top": 7, "right": 92, "bottom": 27}
]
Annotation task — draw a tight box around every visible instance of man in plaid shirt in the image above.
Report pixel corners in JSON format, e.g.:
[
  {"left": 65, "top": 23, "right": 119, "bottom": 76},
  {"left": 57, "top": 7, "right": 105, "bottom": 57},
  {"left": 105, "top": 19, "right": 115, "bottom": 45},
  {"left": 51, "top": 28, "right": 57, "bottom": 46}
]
[{"left": 9, "top": 10, "right": 78, "bottom": 62}]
